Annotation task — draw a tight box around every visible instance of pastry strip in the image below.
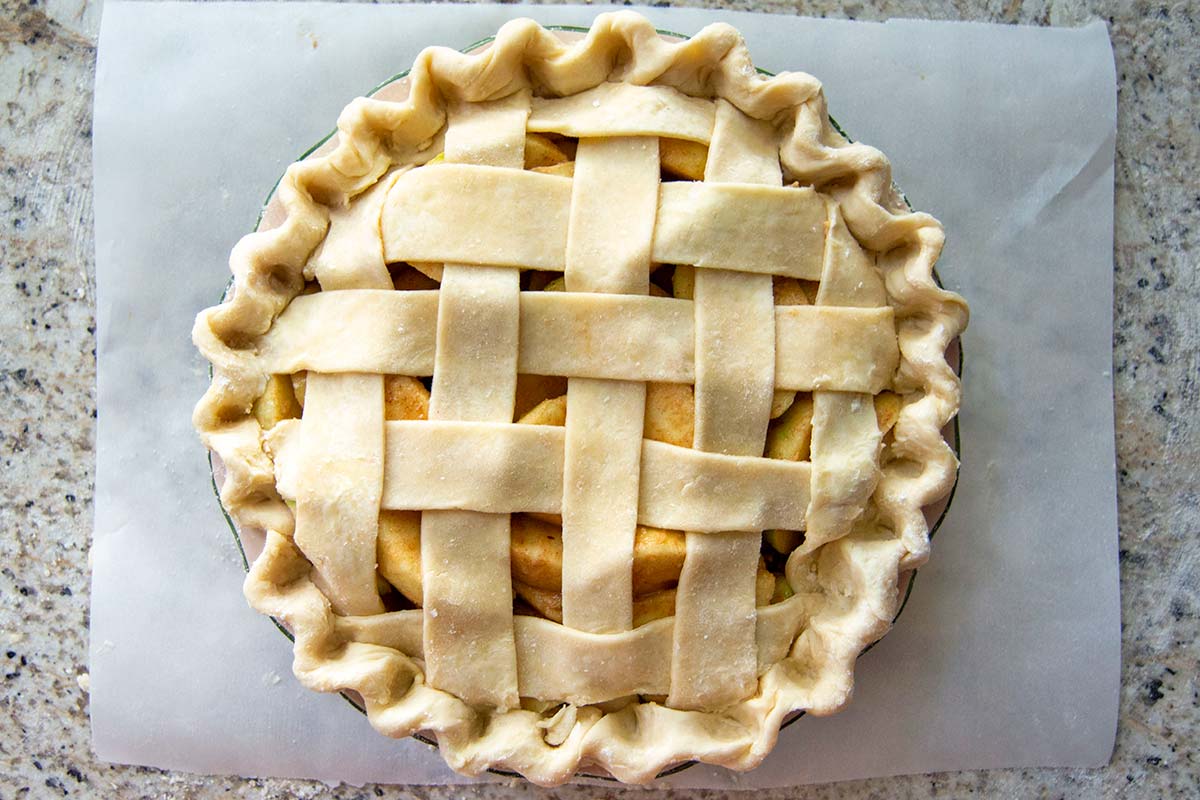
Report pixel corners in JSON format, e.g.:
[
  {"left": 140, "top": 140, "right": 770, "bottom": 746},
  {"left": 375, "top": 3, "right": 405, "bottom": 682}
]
[
  {"left": 518, "top": 292, "right": 693, "bottom": 381},
  {"left": 635, "top": 438, "right": 811, "bottom": 534},
  {"left": 380, "top": 167, "right": 827, "bottom": 279},
  {"left": 652, "top": 183, "right": 826, "bottom": 278},
  {"left": 691, "top": 268, "right": 777, "bottom": 455},
  {"left": 559, "top": 380, "right": 645, "bottom": 631},
  {"left": 251, "top": 290, "right": 439, "bottom": 374},
  {"left": 428, "top": 268, "right": 520, "bottom": 420},
  {"left": 560, "top": 137, "right": 658, "bottom": 633},
  {"left": 803, "top": 206, "right": 889, "bottom": 554},
  {"left": 307, "top": 168, "right": 402, "bottom": 291},
  {"left": 382, "top": 165, "right": 572, "bottom": 269},
  {"left": 517, "top": 594, "right": 811, "bottom": 703},
  {"left": 669, "top": 101, "right": 782, "bottom": 710},
  {"left": 563, "top": 137, "right": 658, "bottom": 292},
  {"left": 292, "top": 372, "right": 385, "bottom": 616},
  {"left": 528, "top": 82, "right": 716, "bottom": 142},
  {"left": 268, "top": 421, "right": 813, "bottom": 532},
  {"left": 199, "top": 290, "right": 895, "bottom": 391},
  {"left": 334, "top": 593, "right": 813, "bottom": 705},
  {"left": 771, "top": 306, "right": 898, "bottom": 392},
  {"left": 443, "top": 92, "right": 533, "bottom": 166},
  {"left": 420, "top": 509, "right": 518, "bottom": 708},
  {"left": 419, "top": 95, "right": 527, "bottom": 709}
]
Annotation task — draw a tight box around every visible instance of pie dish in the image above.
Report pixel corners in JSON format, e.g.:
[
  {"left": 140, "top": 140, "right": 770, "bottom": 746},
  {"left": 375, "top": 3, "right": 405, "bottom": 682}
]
[{"left": 193, "top": 12, "right": 968, "bottom": 786}]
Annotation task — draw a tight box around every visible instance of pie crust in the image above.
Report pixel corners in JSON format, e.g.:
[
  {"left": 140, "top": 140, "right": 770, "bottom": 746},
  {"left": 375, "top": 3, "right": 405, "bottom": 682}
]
[{"left": 193, "top": 12, "right": 969, "bottom": 785}]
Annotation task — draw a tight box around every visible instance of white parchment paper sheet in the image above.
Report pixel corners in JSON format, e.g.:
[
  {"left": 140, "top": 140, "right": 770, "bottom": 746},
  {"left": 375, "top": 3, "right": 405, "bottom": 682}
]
[{"left": 91, "top": 2, "right": 1119, "bottom": 788}]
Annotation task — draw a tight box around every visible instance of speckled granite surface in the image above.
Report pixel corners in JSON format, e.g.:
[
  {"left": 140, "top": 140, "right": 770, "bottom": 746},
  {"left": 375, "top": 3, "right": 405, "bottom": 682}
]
[{"left": 0, "top": 0, "right": 1195, "bottom": 797}]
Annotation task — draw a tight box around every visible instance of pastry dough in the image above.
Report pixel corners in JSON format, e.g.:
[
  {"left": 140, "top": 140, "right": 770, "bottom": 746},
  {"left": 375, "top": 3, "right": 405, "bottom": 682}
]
[{"left": 194, "top": 12, "right": 968, "bottom": 786}]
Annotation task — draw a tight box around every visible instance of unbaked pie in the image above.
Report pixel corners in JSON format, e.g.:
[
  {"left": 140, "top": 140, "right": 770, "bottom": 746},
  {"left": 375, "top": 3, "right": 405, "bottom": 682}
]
[{"left": 193, "top": 12, "right": 968, "bottom": 785}]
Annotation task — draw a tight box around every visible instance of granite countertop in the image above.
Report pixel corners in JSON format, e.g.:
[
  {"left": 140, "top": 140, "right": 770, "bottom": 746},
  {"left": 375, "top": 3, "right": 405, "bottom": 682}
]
[{"left": 1, "top": 0, "right": 1196, "bottom": 797}]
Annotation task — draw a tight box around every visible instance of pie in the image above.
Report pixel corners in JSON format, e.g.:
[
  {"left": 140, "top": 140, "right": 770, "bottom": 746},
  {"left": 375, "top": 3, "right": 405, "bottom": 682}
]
[{"left": 193, "top": 12, "right": 969, "bottom": 786}]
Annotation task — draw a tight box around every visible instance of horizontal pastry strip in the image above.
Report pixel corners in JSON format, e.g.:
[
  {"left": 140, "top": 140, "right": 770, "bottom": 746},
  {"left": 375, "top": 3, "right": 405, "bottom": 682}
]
[
  {"left": 268, "top": 420, "right": 813, "bottom": 532},
  {"left": 383, "top": 166, "right": 573, "bottom": 270},
  {"left": 382, "top": 164, "right": 827, "bottom": 279},
  {"left": 528, "top": 82, "right": 717, "bottom": 142},
  {"left": 211, "top": 290, "right": 897, "bottom": 393},
  {"left": 254, "top": 290, "right": 440, "bottom": 376},
  {"left": 333, "top": 591, "right": 813, "bottom": 705},
  {"left": 773, "top": 305, "right": 898, "bottom": 392},
  {"left": 652, "top": 183, "right": 825, "bottom": 279}
]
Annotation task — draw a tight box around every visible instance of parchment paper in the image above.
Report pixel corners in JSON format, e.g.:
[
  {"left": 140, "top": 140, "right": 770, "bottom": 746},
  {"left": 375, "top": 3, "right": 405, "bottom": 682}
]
[{"left": 91, "top": 2, "right": 1119, "bottom": 788}]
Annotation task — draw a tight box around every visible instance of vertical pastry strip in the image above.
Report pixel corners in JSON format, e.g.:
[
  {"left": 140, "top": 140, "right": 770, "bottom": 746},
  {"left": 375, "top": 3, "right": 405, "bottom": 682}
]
[
  {"left": 560, "top": 137, "right": 660, "bottom": 633},
  {"left": 669, "top": 100, "right": 782, "bottom": 710},
  {"left": 801, "top": 207, "right": 889, "bottom": 555},
  {"left": 293, "top": 371, "right": 386, "bottom": 616},
  {"left": 420, "top": 93, "right": 528, "bottom": 709},
  {"left": 307, "top": 169, "right": 401, "bottom": 291}
]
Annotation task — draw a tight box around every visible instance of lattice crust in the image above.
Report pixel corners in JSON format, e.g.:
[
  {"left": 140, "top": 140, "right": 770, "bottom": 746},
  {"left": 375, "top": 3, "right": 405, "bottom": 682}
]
[{"left": 192, "top": 12, "right": 968, "bottom": 786}]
